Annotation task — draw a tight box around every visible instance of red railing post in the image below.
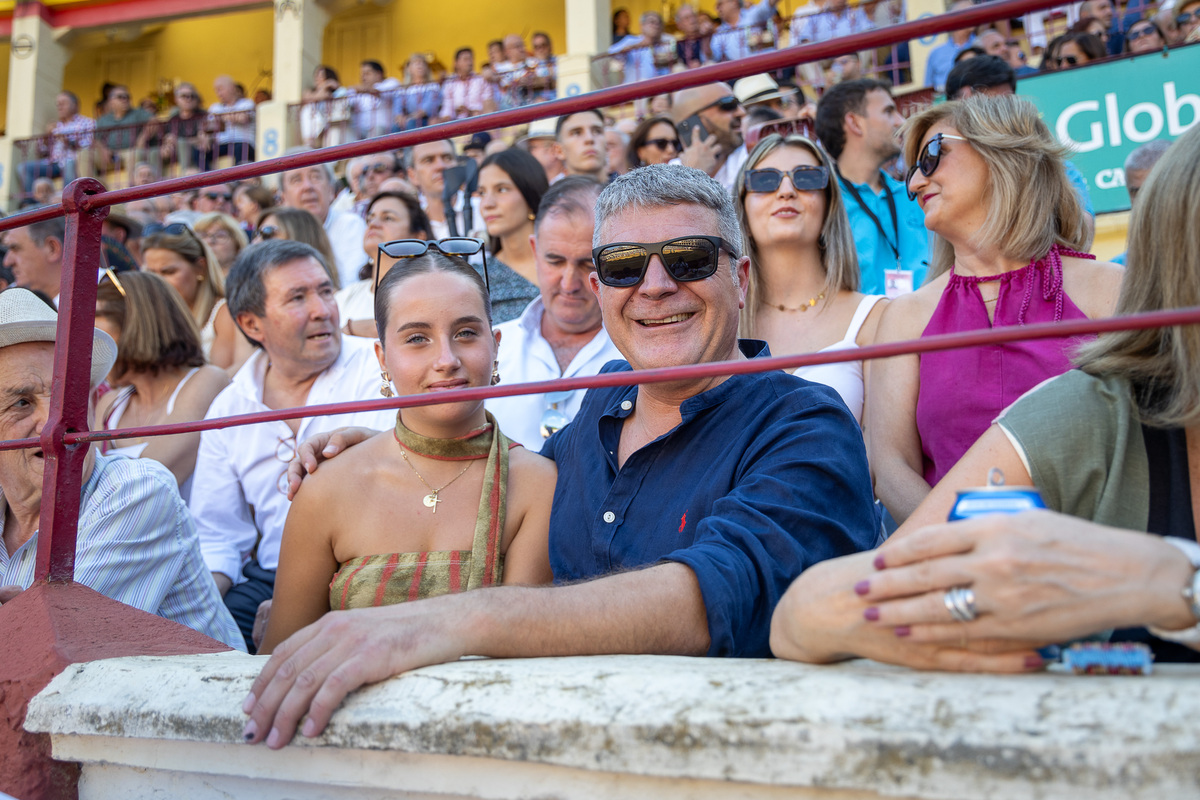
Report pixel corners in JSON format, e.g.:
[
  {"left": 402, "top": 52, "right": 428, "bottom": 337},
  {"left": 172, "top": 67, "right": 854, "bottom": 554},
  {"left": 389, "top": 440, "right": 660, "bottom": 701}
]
[{"left": 35, "top": 177, "right": 109, "bottom": 583}]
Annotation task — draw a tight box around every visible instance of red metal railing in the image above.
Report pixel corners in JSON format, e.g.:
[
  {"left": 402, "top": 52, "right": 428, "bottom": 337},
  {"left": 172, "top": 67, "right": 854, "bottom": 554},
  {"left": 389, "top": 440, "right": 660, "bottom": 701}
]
[{"left": 0, "top": 0, "right": 1183, "bottom": 584}]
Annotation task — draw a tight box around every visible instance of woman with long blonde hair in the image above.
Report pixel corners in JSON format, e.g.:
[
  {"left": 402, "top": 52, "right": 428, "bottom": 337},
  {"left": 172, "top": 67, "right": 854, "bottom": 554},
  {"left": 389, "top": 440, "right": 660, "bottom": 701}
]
[{"left": 735, "top": 132, "right": 886, "bottom": 424}]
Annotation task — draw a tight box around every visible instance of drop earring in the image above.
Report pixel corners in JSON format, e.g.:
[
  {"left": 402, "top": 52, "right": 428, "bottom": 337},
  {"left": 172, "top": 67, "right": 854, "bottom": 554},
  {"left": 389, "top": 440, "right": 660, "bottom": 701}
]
[
  {"left": 380, "top": 370, "right": 395, "bottom": 398},
  {"left": 491, "top": 361, "right": 501, "bottom": 386}
]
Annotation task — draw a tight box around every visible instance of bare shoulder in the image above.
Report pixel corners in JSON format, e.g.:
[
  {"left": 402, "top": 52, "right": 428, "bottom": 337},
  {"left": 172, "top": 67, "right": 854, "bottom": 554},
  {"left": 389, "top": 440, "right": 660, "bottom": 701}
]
[
  {"left": 296, "top": 430, "right": 393, "bottom": 507},
  {"left": 172, "top": 365, "right": 231, "bottom": 420},
  {"left": 509, "top": 445, "right": 558, "bottom": 484},
  {"left": 1063, "top": 256, "right": 1125, "bottom": 318},
  {"left": 877, "top": 275, "right": 946, "bottom": 341}
]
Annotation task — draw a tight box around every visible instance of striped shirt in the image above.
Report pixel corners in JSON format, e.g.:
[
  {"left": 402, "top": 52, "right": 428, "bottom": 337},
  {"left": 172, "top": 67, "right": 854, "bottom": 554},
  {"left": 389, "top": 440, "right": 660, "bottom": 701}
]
[
  {"left": 0, "top": 453, "right": 244, "bottom": 650},
  {"left": 439, "top": 73, "right": 490, "bottom": 119}
]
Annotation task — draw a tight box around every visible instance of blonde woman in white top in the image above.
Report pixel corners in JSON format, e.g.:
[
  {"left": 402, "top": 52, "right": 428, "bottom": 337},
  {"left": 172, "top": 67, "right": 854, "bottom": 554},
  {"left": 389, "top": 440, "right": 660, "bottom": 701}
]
[{"left": 735, "top": 133, "right": 886, "bottom": 424}]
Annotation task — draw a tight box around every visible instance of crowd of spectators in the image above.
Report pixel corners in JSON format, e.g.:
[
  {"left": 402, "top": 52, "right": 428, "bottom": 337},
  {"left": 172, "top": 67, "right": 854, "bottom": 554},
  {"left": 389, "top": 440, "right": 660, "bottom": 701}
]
[{"left": 0, "top": 0, "right": 1197, "bottom": 761}]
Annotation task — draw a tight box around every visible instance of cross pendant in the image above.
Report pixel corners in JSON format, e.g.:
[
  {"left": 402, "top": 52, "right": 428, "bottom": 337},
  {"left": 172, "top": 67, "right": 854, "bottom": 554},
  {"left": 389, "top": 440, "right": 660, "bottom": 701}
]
[{"left": 423, "top": 492, "right": 441, "bottom": 513}]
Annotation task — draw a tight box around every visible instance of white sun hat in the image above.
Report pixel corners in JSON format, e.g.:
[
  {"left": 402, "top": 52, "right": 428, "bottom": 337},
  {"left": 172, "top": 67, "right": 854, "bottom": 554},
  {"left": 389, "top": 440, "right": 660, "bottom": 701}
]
[{"left": 0, "top": 288, "right": 117, "bottom": 388}]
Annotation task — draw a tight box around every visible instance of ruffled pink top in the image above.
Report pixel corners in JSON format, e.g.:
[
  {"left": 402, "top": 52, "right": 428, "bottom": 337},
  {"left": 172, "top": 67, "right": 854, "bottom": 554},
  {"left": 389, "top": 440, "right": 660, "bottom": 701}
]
[{"left": 916, "top": 244, "right": 1095, "bottom": 486}]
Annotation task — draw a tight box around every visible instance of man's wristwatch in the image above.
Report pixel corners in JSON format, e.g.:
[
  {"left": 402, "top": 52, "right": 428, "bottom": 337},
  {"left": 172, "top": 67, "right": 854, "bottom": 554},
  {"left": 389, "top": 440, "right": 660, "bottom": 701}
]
[{"left": 1147, "top": 537, "right": 1200, "bottom": 644}]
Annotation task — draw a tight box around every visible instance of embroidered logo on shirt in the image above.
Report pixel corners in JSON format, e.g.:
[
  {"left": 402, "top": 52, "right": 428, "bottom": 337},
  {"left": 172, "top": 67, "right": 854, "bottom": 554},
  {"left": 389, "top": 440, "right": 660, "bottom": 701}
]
[{"left": 679, "top": 512, "right": 687, "bottom": 533}]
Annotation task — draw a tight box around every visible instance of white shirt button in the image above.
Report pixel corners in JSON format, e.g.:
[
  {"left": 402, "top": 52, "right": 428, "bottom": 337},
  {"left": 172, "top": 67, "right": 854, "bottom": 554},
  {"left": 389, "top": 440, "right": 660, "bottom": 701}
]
[
  {"left": 620, "top": 400, "right": 633, "bottom": 411},
  {"left": 603, "top": 511, "right": 616, "bottom": 523}
]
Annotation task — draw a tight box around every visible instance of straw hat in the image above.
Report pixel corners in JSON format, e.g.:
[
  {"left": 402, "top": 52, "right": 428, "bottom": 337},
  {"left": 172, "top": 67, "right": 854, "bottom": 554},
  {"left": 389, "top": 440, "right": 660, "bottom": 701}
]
[
  {"left": 517, "top": 117, "right": 558, "bottom": 147},
  {"left": 733, "top": 74, "right": 797, "bottom": 106},
  {"left": 0, "top": 288, "right": 117, "bottom": 388}
]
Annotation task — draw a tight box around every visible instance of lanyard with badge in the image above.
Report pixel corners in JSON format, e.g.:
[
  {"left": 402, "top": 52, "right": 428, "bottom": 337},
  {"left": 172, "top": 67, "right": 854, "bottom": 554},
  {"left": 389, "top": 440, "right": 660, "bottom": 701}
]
[{"left": 837, "top": 170, "right": 913, "bottom": 297}]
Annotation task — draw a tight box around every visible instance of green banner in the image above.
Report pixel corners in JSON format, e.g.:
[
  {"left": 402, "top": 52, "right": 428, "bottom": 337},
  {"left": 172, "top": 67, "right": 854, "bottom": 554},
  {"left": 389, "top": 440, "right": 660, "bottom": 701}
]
[{"left": 1021, "top": 43, "right": 1200, "bottom": 215}]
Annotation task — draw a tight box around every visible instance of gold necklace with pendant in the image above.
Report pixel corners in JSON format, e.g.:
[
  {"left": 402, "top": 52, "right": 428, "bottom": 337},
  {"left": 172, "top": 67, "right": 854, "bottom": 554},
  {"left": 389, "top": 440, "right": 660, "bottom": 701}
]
[{"left": 398, "top": 447, "right": 472, "bottom": 514}]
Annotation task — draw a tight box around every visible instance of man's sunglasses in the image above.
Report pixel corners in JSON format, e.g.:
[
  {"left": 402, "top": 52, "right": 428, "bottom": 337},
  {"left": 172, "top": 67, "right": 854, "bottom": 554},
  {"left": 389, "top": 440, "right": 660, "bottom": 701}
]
[
  {"left": 744, "top": 165, "right": 829, "bottom": 193},
  {"left": 203, "top": 192, "right": 231, "bottom": 201},
  {"left": 705, "top": 95, "right": 741, "bottom": 113},
  {"left": 645, "top": 137, "right": 681, "bottom": 152},
  {"left": 905, "top": 133, "right": 969, "bottom": 201},
  {"left": 591, "top": 235, "right": 735, "bottom": 288},
  {"left": 374, "top": 238, "right": 489, "bottom": 295}
]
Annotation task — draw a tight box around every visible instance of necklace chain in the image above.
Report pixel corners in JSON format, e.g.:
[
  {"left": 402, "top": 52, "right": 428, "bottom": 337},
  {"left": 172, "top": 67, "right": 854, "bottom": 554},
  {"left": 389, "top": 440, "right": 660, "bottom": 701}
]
[
  {"left": 398, "top": 446, "right": 472, "bottom": 514},
  {"left": 767, "top": 292, "right": 825, "bottom": 313}
]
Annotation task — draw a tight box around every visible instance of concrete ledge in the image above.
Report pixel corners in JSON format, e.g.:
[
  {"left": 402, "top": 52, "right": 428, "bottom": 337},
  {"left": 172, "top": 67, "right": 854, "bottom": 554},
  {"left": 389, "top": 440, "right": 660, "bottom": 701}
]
[{"left": 25, "top": 652, "right": 1200, "bottom": 799}]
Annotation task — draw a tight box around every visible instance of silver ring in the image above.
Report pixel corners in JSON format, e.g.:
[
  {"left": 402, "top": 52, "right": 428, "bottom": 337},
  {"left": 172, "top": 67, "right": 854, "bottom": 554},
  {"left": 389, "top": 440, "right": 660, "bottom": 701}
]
[{"left": 943, "top": 587, "right": 978, "bottom": 623}]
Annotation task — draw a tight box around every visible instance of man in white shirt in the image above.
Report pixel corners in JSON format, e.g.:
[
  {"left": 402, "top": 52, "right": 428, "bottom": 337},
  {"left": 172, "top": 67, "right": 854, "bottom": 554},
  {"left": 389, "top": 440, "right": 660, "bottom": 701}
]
[
  {"left": 487, "top": 176, "right": 621, "bottom": 451},
  {"left": 405, "top": 139, "right": 477, "bottom": 239},
  {"left": 351, "top": 60, "right": 402, "bottom": 139},
  {"left": 672, "top": 82, "right": 748, "bottom": 194},
  {"left": 279, "top": 147, "right": 368, "bottom": 289},
  {"left": 207, "top": 75, "right": 256, "bottom": 165},
  {"left": 190, "top": 240, "right": 393, "bottom": 650}
]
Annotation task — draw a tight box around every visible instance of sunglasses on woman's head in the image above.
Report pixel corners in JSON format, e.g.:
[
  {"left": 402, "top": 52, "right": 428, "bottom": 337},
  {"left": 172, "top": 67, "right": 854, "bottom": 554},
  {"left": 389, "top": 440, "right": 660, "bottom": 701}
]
[
  {"left": 374, "top": 237, "right": 489, "bottom": 295},
  {"left": 591, "top": 235, "right": 735, "bottom": 288},
  {"left": 745, "top": 166, "right": 829, "bottom": 193},
  {"left": 905, "top": 133, "right": 969, "bottom": 201},
  {"left": 645, "top": 137, "right": 681, "bottom": 152}
]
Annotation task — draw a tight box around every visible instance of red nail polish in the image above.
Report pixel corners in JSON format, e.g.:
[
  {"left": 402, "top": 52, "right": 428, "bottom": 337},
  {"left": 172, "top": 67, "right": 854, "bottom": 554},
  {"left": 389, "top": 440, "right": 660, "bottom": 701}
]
[
  {"left": 863, "top": 607, "right": 880, "bottom": 621},
  {"left": 873, "top": 554, "right": 886, "bottom": 570},
  {"left": 854, "top": 580, "right": 870, "bottom": 596},
  {"left": 1024, "top": 655, "right": 1045, "bottom": 669},
  {"left": 894, "top": 626, "right": 911, "bottom": 637}
]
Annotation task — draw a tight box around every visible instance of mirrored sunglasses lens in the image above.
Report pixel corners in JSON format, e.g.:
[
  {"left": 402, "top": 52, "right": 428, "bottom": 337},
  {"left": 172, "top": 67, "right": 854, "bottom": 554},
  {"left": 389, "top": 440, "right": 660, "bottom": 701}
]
[
  {"left": 381, "top": 240, "right": 429, "bottom": 257},
  {"left": 540, "top": 406, "right": 570, "bottom": 439},
  {"left": 662, "top": 239, "right": 718, "bottom": 281},
  {"left": 258, "top": 226, "right": 278, "bottom": 239},
  {"left": 746, "top": 169, "right": 783, "bottom": 192},
  {"left": 790, "top": 167, "right": 827, "bottom": 191},
  {"left": 437, "top": 238, "right": 483, "bottom": 256},
  {"left": 598, "top": 245, "right": 649, "bottom": 286}
]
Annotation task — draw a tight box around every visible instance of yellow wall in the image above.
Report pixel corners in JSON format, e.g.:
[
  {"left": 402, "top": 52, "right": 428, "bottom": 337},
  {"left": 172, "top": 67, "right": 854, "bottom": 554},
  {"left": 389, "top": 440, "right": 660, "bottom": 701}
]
[
  {"left": 321, "top": 1, "right": 568, "bottom": 84},
  {"left": 61, "top": 7, "right": 274, "bottom": 113}
]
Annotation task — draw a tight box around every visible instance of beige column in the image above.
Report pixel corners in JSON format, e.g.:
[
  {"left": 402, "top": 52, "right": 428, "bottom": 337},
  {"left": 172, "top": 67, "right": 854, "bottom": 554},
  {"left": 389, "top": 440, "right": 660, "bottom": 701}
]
[
  {"left": 0, "top": 0, "right": 71, "bottom": 208},
  {"left": 557, "top": 0, "right": 612, "bottom": 98},
  {"left": 902, "top": 0, "right": 948, "bottom": 93},
  {"left": 258, "top": 0, "right": 329, "bottom": 161}
]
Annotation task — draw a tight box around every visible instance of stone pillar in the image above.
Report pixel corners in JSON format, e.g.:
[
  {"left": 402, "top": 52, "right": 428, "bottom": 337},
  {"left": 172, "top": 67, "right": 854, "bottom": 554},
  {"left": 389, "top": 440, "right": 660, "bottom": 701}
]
[
  {"left": 556, "top": 0, "right": 611, "bottom": 99},
  {"left": 258, "top": 0, "right": 329, "bottom": 160},
  {"left": 905, "top": 0, "right": 948, "bottom": 92},
  {"left": 0, "top": 0, "right": 70, "bottom": 208}
]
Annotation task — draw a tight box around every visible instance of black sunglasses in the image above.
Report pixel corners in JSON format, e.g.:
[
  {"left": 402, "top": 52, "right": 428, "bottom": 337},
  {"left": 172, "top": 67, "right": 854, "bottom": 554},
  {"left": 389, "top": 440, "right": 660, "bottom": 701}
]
[
  {"left": 1057, "top": 54, "right": 1080, "bottom": 66},
  {"left": 905, "top": 133, "right": 968, "bottom": 201},
  {"left": 591, "top": 235, "right": 735, "bottom": 288},
  {"left": 645, "top": 137, "right": 681, "bottom": 152},
  {"left": 705, "top": 95, "right": 741, "bottom": 113},
  {"left": 374, "top": 238, "right": 489, "bottom": 295},
  {"left": 203, "top": 192, "right": 232, "bottom": 201},
  {"left": 745, "top": 166, "right": 829, "bottom": 193}
]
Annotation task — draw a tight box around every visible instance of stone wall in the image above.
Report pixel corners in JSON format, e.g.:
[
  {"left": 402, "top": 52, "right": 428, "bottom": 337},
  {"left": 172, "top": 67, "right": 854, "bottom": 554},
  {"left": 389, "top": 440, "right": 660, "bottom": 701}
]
[{"left": 25, "top": 652, "right": 1200, "bottom": 799}]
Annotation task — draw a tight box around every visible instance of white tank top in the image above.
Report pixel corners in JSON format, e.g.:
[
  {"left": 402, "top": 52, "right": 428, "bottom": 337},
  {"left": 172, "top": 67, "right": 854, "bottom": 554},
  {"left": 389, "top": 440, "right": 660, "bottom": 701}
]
[{"left": 792, "top": 295, "right": 884, "bottom": 425}]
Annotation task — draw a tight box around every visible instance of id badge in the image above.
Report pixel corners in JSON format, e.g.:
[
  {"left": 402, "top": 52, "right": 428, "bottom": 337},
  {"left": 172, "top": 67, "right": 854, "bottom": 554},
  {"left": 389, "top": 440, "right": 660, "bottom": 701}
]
[{"left": 884, "top": 269, "right": 914, "bottom": 298}]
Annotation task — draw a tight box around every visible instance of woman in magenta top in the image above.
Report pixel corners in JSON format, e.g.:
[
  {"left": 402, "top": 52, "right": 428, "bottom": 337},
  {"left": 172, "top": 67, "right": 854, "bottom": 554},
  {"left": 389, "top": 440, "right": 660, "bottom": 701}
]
[{"left": 866, "top": 94, "right": 1123, "bottom": 524}]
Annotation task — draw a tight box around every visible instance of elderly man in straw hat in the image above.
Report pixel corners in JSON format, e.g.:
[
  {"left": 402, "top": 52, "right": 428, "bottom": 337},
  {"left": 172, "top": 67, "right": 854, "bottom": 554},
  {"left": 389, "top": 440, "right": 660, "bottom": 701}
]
[{"left": 0, "top": 289, "right": 243, "bottom": 649}]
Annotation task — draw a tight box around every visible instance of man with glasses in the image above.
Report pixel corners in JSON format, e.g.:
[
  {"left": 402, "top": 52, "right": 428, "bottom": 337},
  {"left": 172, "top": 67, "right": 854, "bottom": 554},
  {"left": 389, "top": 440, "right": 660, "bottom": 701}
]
[
  {"left": 815, "top": 79, "right": 929, "bottom": 296},
  {"left": 190, "top": 241, "right": 393, "bottom": 652},
  {"left": 672, "top": 83, "right": 747, "bottom": 193},
  {"left": 195, "top": 183, "right": 234, "bottom": 216},
  {"left": 484, "top": 177, "right": 621, "bottom": 451},
  {"left": 243, "top": 165, "right": 877, "bottom": 749}
]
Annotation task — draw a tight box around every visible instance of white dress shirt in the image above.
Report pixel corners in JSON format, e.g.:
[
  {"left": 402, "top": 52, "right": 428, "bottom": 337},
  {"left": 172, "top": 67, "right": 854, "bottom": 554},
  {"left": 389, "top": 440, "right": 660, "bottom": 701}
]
[
  {"left": 485, "top": 297, "right": 624, "bottom": 452},
  {"left": 713, "top": 144, "right": 749, "bottom": 195},
  {"left": 323, "top": 207, "right": 369, "bottom": 290},
  {"left": 190, "top": 336, "right": 394, "bottom": 584}
]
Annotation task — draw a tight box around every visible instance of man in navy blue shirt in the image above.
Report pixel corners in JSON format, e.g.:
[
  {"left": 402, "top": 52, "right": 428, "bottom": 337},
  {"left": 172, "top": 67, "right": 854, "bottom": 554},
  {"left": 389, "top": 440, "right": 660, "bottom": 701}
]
[{"left": 244, "top": 164, "right": 878, "bottom": 749}]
